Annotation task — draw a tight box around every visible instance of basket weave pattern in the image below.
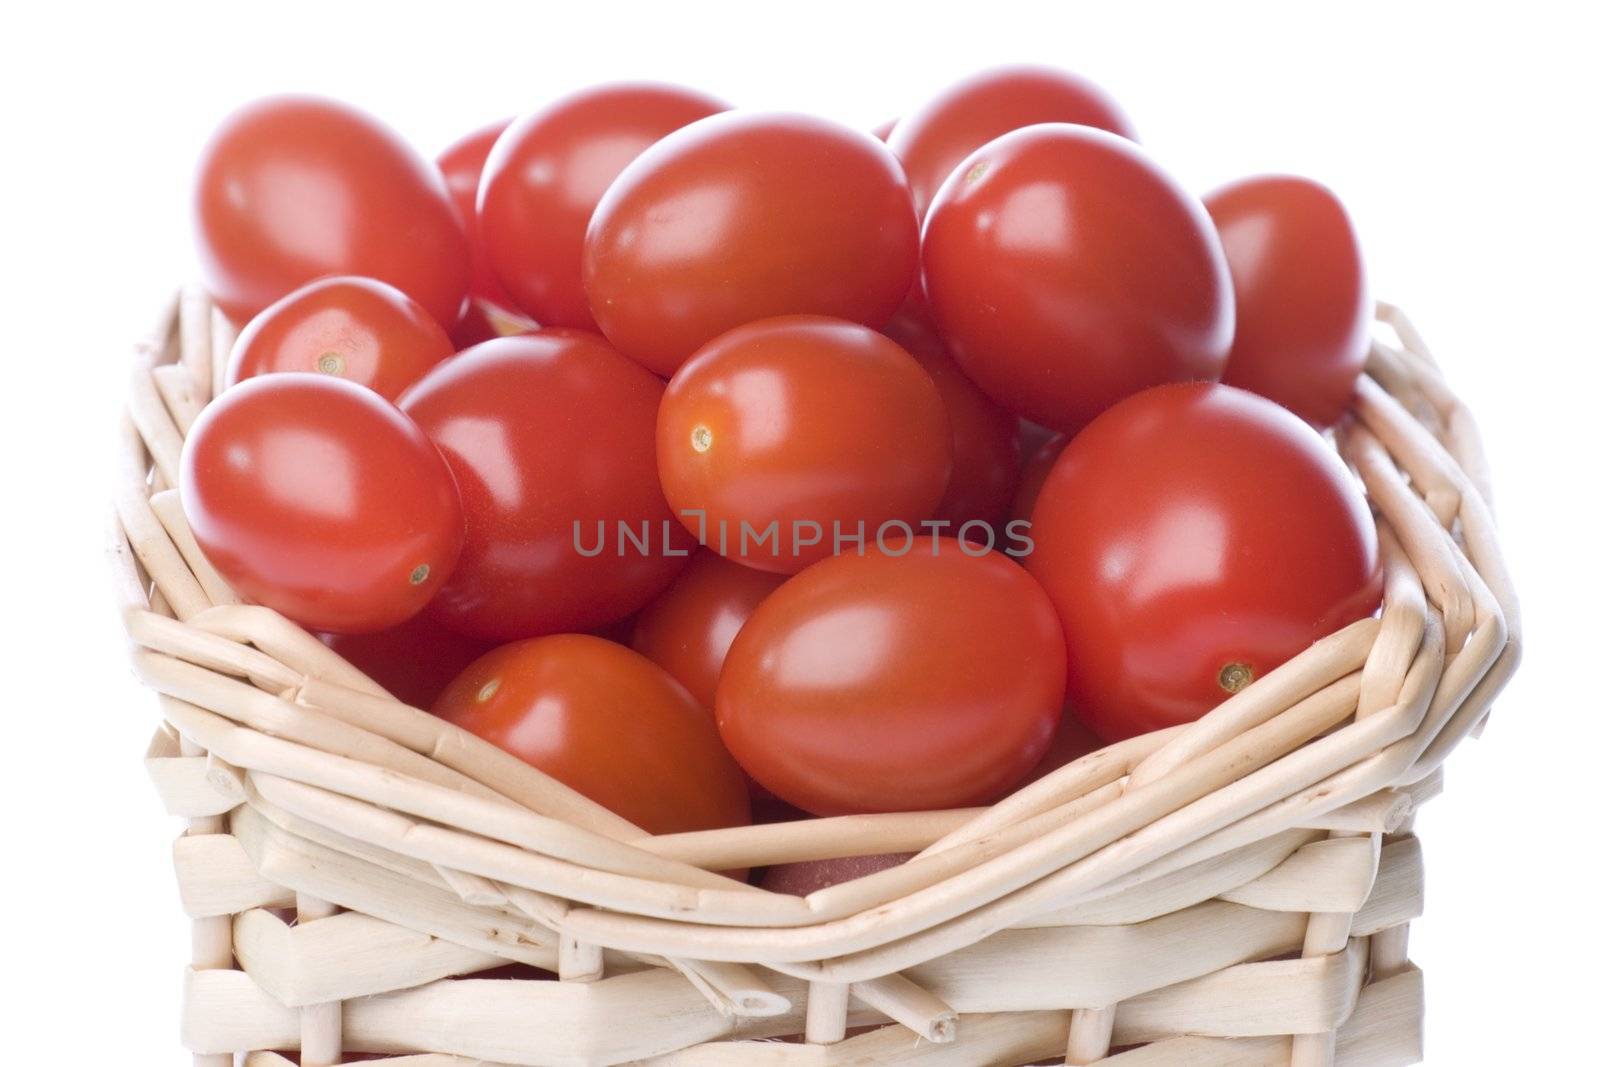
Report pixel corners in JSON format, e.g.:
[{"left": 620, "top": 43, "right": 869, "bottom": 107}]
[{"left": 114, "top": 289, "right": 1520, "bottom": 1067}]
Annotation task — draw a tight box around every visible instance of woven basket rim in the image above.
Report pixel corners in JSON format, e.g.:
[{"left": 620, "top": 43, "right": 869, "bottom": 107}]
[{"left": 115, "top": 288, "right": 1520, "bottom": 1066}]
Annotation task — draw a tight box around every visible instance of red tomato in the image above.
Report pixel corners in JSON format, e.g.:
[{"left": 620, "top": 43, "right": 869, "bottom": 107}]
[
  {"left": 872, "top": 119, "right": 897, "bottom": 141},
  {"left": 434, "top": 635, "right": 750, "bottom": 835},
  {"left": 180, "top": 374, "right": 464, "bottom": 634},
  {"left": 718, "top": 539, "right": 1067, "bottom": 815},
  {"left": 436, "top": 118, "right": 517, "bottom": 310},
  {"left": 657, "top": 316, "right": 950, "bottom": 574},
  {"left": 922, "top": 125, "right": 1234, "bottom": 434},
  {"left": 225, "top": 276, "right": 453, "bottom": 401},
  {"left": 1206, "top": 175, "right": 1372, "bottom": 428},
  {"left": 883, "top": 314, "right": 1021, "bottom": 530},
  {"left": 321, "top": 612, "right": 492, "bottom": 709},
  {"left": 480, "top": 83, "right": 729, "bottom": 331},
  {"left": 1026, "top": 382, "right": 1383, "bottom": 742},
  {"left": 1010, "top": 431, "right": 1068, "bottom": 523},
  {"left": 761, "top": 852, "right": 913, "bottom": 896},
  {"left": 400, "top": 332, "right": 690, "bottom": 640},
  {"left": 193, "top": 96, "right": 469, "bottom": 326},
  {"left": 584, "top": 112, "right": 920, "bottom": 376},
  {"left": 631, "top": 549, "right": 787, "bottom": 710},
  {"left": 888, "top": 65, "right": 1137, "bottom": 216}
]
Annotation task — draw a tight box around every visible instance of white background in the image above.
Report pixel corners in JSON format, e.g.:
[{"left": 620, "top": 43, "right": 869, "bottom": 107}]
[{"left": 3, "top": 2, "right": 1596, "bottom": 1062}]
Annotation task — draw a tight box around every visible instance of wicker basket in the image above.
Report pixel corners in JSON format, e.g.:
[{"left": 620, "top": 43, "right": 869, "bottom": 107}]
[{"left": 114, "top": 287, "right": 1520, "bottom": 1067}]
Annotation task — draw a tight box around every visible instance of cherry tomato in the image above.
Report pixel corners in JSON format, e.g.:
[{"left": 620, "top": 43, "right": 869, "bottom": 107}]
[
  {"left": 434, "top": 634, "right": 750, "bottom": 835},
  {"left": 180, "top": 373, "right": 464, "bottom": 634},
  {"left": 320, "top": 612, "right": 492, "bottom": 709},
  {"left": 1010, "top": 431, "right": 1068, "bottom": 523},
  {"left": 888, "top": 65, "right": 1137, "bottom": 216},
  {"left": 436, "top": 118, "right": 517, "bottom": 310},
  {"left": 883, "top": 314, "right": 1021, "bottom": 530},
  {"left": 761, "top": 852, "right": 913, "bottom": 896},
  {"left": 400, "top": 331, "right": 690, "bottom": 640},
  {"left": 225, "top": 276, "right": 453, "bottom": 401},
  {"left": 584, "top": 112, "right": 920, "bottom": 376},
  {"left": 1026, "top": 382, "right": 1383, "bottom": 742},
  {"left": 193, "top": 95, "right": 469, "bottom": 326},
  {"left": 631, "top": 549, "right": 787, "bottom": 710},
  {"left": 1206, "top": 175, "right": 1372, "bottom": 428},
  {"left": 718, "top": 539, "right": 1067, "bottom": 814},
  {"left": 872, "top": 119, "right": 897, "bottom": 141},
  {"left": 657, "top": 316, "right": 950, "bottom": 574},
  {"left": 480, "top": 83, "right": 729, "bottom": 331},
  {"left": 922, "top": 124, "right": 1234, "bottom": 434}
]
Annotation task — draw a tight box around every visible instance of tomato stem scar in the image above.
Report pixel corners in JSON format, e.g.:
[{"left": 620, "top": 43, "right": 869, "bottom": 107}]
[{"left": 1218, "top": 662, "right": 1255, "bottom": 694}]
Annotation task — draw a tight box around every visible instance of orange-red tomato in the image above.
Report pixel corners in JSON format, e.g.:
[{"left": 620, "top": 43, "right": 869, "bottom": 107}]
[
  {"left": 436, "top": 118, "right": 517, "bottom": 310},
  {"left": 225, "top": 276, "right": 453, "bottom": 401},
  {"left": 480, "top": 83, "right": 729, "bottom": 330},
  {"left": 400, "top": 332, "right": 690, "bottom": 641},
  {"left": 631, "top": 549, "right": 787, "bottom": 711},
  {"left": 321, "top": 612, "right": 492, "bottom": 709},
  {"left": 657, "top": 316, "right": 951, "bottom": 574},
  {"left": 888, "top": 65, "right": 1137, "bottom": 216},
  {"left": 433, "top": 635, "right": 750, "bottom": 835},
  {"left": 1206, "top": 175, "right": 1372, "bottom": 428},
  {"left": 180, "top": 373, "right": 464, "bottom": 634},
  {"left": 718, "top": 539, "right": 1067, "bottom": 814},
  {"left": 923, "top": 124, "right": 1234, "bottom": 434},
  {"left": 883, "top": 314, "right": 1021, "bottom": 530},
  {"left": 193, "top": 95, "right": 468, "bottom": 327},
  {"left": 1026, "top": 382, "right": 1383, "bottom": 742},
  {"left": 584, "top": 112, "right": 920, "bottom": 376}
]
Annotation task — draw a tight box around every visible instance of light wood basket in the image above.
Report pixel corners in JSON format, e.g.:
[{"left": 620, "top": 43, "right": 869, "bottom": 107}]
[{"left": 114, "top": 288, "right": 1520, "bottom": 1067}]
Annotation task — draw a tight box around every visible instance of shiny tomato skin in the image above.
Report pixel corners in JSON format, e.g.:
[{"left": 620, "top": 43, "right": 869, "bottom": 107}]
[
  {"left": 888, "top": 65, "right": 1137, "bottom": 216},
  {"left": 657, "top": 316, "right": 950, "bottom": 574},
  {"left": 718, "top": 539, "right": 1067, "bottom": 815},
  {"left": 630, "top": 549, "right": 787, "bottom": 710},
  {"left": 584, "top": 112, "right": 920, "bottom": 376},
  {"left": 225, "top": 275, "right": 454, "bottom": 401},
  {"left": 883, "top": 314, "right": 1021, "bottom": 530},
  {"left": 922, "top": 124, "right": 1234, "bottom": 435},
  {"left": 447, "top": 301, "right": 537, "bottom": 350},
  {"left": 433, "top": 634, "right": 750, "bottom": 835},
  {"left": 1017, "top": 710, "right": 1103, "bottom": 787},
  {"left": 1026, "top": 382, "right": 1383, "bottom": 742},
  {"left": 193, "top": 95, "right": 469, "bottom": 327},
  {"left": 480, "top": 83, "right": 730, "bottom": 331},
  {"left": 399, "top": 331, "right": 690, "bottom": 641},
  {"left": 436, "top": 118, "right": 517, "bottom": 310},
  {"left": 321, "top": 612, "right": 492, "bottom": 709},
  {"left": 180, "top": 373, "right": 464, "bottom": 634},
  {"left": 1206, "top": 175, "right": 1372, "bottom": 428}
]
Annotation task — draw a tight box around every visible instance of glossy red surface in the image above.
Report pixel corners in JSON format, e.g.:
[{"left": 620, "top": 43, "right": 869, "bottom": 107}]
[
  {"left": 657, "top": 316, "right": 951, "bottom": 573},
  {"left": 193, "top": 95, "right": 468, "bottom": 326},
  {"left": 584, "top": 112, "right": 920, "bottom": 376},
  {"left": 1026, "top": 382, "right": 1383, "bottom": 741},
  {"left": 434, "top": 634, "right": 750, "bottom": 835},
  {"left": 180, "top": 373, "right": 464, "bottom": 633},
  {"left": 718, "top": 539, "right": 1067, "bottom": 814},
  {"left": 479, "top": 83, "right": 729, "bottom": 330},
  {"left": 922, "top": 124, "right": 1233, "bottom": 434},
  {"left": 400, "top": 331, "right": 689, "bottom": 640},
  {"left": 1207, "top": 174, "right": 1372, "bottom": 427},
  {"left": 226, "top": 275, "right": 453, "bottom": 401}
]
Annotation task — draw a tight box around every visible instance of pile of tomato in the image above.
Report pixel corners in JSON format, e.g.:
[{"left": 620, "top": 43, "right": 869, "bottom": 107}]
[{"left": 180, "top": 67, "right": 1384, "bottom": 865}]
